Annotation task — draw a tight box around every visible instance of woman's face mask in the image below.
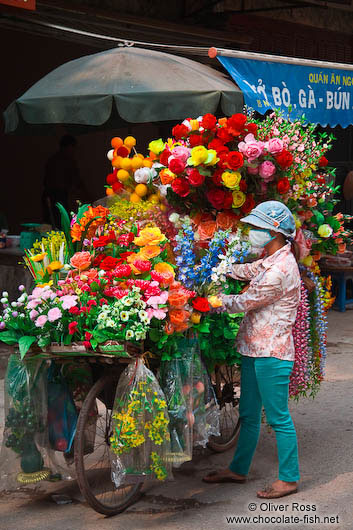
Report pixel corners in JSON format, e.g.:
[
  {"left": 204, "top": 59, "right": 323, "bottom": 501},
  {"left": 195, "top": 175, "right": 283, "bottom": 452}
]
[{"left": 248, "top": 229, "right": 276, "bottom": 248}]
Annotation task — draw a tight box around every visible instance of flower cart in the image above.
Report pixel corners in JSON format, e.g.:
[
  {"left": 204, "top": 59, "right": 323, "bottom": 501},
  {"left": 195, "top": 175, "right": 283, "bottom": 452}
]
[{"left": 1, "top": 111, "right": 351, "bottom": 516}]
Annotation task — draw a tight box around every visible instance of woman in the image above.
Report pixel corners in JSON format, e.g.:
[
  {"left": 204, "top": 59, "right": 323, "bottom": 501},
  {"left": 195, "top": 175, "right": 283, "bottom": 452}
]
[{"left": 204, "top": 200, "right": 301, "bottom": 499}]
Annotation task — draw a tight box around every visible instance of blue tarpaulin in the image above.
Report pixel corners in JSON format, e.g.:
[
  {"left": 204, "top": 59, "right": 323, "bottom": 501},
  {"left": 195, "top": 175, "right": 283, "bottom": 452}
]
[{"left": 218, "top": 56, "right": 353, "bottom": 128}]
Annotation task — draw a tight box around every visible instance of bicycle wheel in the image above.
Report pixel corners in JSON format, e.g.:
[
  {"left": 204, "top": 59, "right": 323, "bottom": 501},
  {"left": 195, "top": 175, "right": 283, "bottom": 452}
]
[
  {"left": 208, "top": 364, "right": 241, "bottom": 453},
  {"left": 74, "top": 373, "right": 142, "bottom": 516}
]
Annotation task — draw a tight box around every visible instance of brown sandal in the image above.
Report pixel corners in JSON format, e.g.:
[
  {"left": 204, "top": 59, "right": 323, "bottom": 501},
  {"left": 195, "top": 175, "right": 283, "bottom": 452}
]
[
  {"left": 257, "top": 487, "right": 297, "bottom": 499},
  {"left": 203, "top": 471, "right": 246, "bottom": 484}
]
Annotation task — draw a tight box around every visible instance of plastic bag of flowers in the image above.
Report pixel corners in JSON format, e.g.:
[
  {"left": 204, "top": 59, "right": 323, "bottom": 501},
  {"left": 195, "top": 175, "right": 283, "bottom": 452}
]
[
  {"left": 109, "top": 358, "right": 171, "bottom": 487},
  {"left": 191, "top": 350, "right": 220, "bottom": 448},
  {"left": 0, "top": 356, "right": 63, "bottom": 490},
  {"left": 158, "top": 334, "right": 197, "bottom": 466}
]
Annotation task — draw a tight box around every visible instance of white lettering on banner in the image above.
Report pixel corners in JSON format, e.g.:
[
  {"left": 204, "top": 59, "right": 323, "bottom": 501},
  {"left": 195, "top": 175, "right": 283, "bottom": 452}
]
[
  {"left": 271, "top": 86, "right": 291, "bottom": 107},
  {"left": 326, "top": 91, "right": 350, "bottom": 110},
  {"left": 298, "top": 89, "right": 307, "bottom": 108}
]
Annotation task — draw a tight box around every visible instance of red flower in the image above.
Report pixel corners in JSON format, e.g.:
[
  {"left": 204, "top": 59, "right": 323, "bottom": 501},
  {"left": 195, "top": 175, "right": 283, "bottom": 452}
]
[
  {"left": 134, "top": 260, "right": 152, "bottom": 272},
  {"left": 116, "top": 146, "right": 129, "bottom": 157},
  {"left": 99, "top": 298, "right": 108, "bottom": 305},
  {"left": 168, "top": 157, "right": 185, "bottom": 174},
  {"left": 68, "top": 321, "right": 78, "bottom": 335},
  {"left": 85, "top": 332, "right": 93, "bottom": 340},
  {"left": 106, "top": 171, "right": 117, "bottom": 185},
  {"left": 241, "top": 194, "right": 256, "bottom": 214},
  {"left": 245, "top": 122, "right": 258, "bottom": 136},
  {"left": 208, "top": 138, "right": 225, "bottom": 152},
  {"left": 172, "top": 124, "right": 189, "bottom": 140},
  {"left": 216, "top": 127, "right": 233, "bottom": 143},
  {"left": 228, "top": 113, "right": 247, "bottom": 133},
  {"left": 239, "top": 179, "right": 247, "bottom": 192},
  {"left": 150, "top": 271, "right": 164, "bottom": 283},
  {"left": 207, "top": 188, "right": 232, "bottom": 210},
  {"left": 83, "top": 341, "right": 92, "bottom": 350},
  {"left": 93, "top": 235, "right": 113, "bottom": 248},
  {"left": 160, "top": 147, "right": 171, "bottom": 166},
  {"left": 227, "top": 151, "right": 244, "bottom": 170},
  {"left": 117, "top": 233, "right": 134, "bottom": 246},
  {"left": 69, "top": 306, "right": 80, "bottom": 315},
  {"left": 112, "top": 180, "right": 123, "bottom": 193},
  {"left": 187, "top": 169, "right": 205, "bottom": 187},
  {"left": 318, "top": 156, "right": 328, "bottom": 167},
  {"left": 201, "top": 113, "right": 217, "bottom": 130},
  {"left": 189, "top": 134, "right": 204, "bottom": 147},
  {"left": 277, "top": 177, "right": 290, "bottom": 194},
  {"left": 100, "top": 256, "right": 119, "bottom": 271},
  {"left": 212, "top": 168, "right": 223, "bottom": 187},
  {"left": 114, "top": 264, "right": 132, "bottom": 278},
  {"left": 92, "top": 254, "right": 105, "bottom": 267},
  {"left": 192, "top": 297, "right": 210, "bottom": 312},
  {"left": 120, "top": 251, "right": 135, "bottom": 260},
  {"left": 172, "top": 177, "right": 190, "bottom": 197},
  {"left": 276, "top": 150, "right": 293, "bottom": 169}
]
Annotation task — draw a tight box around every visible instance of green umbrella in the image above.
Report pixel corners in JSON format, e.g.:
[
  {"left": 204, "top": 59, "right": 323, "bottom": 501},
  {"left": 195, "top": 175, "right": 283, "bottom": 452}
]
[{"left": 4, "top": 46, "right": 243, "bottom": 134}]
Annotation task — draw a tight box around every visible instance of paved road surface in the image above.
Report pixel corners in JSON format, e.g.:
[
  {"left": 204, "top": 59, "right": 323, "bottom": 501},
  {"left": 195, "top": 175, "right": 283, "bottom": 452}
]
[{"left": 0, "top": 311, "right": 352, "bottom": 530}]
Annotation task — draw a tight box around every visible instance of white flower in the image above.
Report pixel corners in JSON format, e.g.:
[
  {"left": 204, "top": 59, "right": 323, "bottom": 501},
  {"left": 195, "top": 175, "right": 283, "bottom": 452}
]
[
  {"left": 11, "top": 302, "right": 17, "bottom": 308},
  {"left": 120, "top": 311, "right": 129, "bottom": 322},
  {"left": 126, "top": 329, "right": 134, "bottom": 340},
  {"left": 98, "top": 270, "right": 106, "bottom": 277},
  {"left": 0, "top": 298, "right": 7, "bottom": 304},
  {"left": 2, "top": 292, "right": 8, "bottom": 298},
  {"left": 17, "top": 294, "right": 26, "bottom": 303},
  {"left": 64, "top": 264, "right": 71, "bottom": 271},
  {"left": 107, "top": 149, "right": 114, "bottom": 161},
  {"left": 169, "top": 213, "right": 180, "bottom": 224},
  {"left": 139, "top": 310, "right": 147, "bottom": 319},
  {"left": 106, "top": 319, "right": 116, "bottom": 328}
]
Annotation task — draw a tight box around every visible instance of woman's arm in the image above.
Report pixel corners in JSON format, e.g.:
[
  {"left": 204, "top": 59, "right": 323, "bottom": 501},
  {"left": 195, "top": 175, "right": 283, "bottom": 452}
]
[
  {"left": 221, "top": 267, "right": 283, "bottom": 313},
  {"left": 227, "top": 259, "right": 264, "bottom": 281}
]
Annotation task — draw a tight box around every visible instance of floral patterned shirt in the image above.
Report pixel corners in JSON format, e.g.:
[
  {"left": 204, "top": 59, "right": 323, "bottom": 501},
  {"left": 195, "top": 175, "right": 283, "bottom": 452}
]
[{"left": 220, "top": 244, "right": 301, "bottom": 361}]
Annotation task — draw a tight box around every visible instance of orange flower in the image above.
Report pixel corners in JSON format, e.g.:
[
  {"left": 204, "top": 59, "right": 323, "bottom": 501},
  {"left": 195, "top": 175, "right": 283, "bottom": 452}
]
[
  {"left": 70, "top": 251, "right": 91, "bottom": 271},
  {"left": 218, "top": 117, "right": 228, "bottom": 126},
  {"left": 192, "top": 212, "right": 213, "bottom": 226},
  {"left": 338, "top": 243, "right": 346, "bottom": 253},
  {"left": 169, "top": 308, "right": 190, "bottom": 326},
  {"left": 154, "top": 262, "right": 175, "bottom": 277},
  {"left": 168, "top": 289, "right": 190, "bottom": 308},
  {"left": 160, "top": 168, "right": 176, "bottom": 185},
  {"left": 198, "top": 220, "right": 217, "bottom": 240},
  {"left": 216, "top": 211, "right": 238, "bottom": 230},
  {"left": 134, "top": 226, "right": 166, "bottom": 247},
  {"left": 173, "top": 321, "right": 190, "bottom": 332},
  {"left": 307, "top": 197, "right": 317, "bottom": 208},
  {"left": 138, "top": 245, "right": 161, "bottom": 260}
]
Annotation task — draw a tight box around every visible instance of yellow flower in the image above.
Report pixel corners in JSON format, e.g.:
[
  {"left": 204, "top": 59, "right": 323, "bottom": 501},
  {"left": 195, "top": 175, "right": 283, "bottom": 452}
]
[
  {"left": 221, "top": 171, "right": 242, "bottom": 190},
  {"left": 138, "top": 245, "right": 161, "bottom": 260},
  {"left": 30, "top": 252, "right": 47, "bottom": 262},
  {"left": 301, "top": 255, "right": 313, "bottom": 267},
  {"left": 190, "top": 312, "right": 201, "bottom": 324},
  {"left": 318, "top": 224, "right": 333, "bottom": 238},
  {"left": 232, "top": 190, "right": 246, "bottom": 208},
  {"left": 208, "top": 295, "right": 223, "bottom": 308},
  {"left": 134, "top": 226, "right": 166, "bottom": 246},
  {"left": 204, "top": 149, "right": 219, "bottom": 166},
  {"left": 189, "top": 119, "right": 199, "bottom": 131},
  {"left": 47, "top": 261, "right": 63, "bottom": 274},
  {"left": 148, "top": 138, "right": 165, "bottom": 155},
  {"left": 188, "top": 145, "right": 208, "bottom": 166},
  {"left": 37, "top": 280, "right": 53, "bottom": 288}
]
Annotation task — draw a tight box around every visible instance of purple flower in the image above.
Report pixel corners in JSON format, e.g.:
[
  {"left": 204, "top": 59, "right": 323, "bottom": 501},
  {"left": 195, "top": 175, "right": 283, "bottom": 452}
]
[
  {"left": 18, "top": 285, "right": 25, "bottom": 292},
  {"left": 0, "top": 322, "right": 5, "bottom": 330},
  {"left": 12, "top": 312, "right": 18, "bottom": 318}
]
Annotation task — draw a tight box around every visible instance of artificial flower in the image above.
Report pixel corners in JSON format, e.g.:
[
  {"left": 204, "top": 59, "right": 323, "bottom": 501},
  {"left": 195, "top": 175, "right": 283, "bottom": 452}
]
[
  {"left": 70, "top": 252, "right": 91, "bottom": 271},
  {"left": 192, "top": 297, "right": 210, "bottom": 312},
  {"left": 277, "top": 177, "right": 290, "bottom": 194},
  {"left": 318, "top": 224, "right": 333, "bottom": 238},
  {"left": 134, "top": 227, "right": 166, "bottom": 247},
  {"left": 232, "top": 191, "right": 246, "bottom": 208},
  {"left": 188, "top": 145, "right": 209, "bottom": 166},
  {"left": 276, "top": 149, "right": 293, "bottom": 169},
  {"left": 30, "top": 253, "right": 47, "bottom": 262},
  {"left": 171, "top": 177, "right": 190, "bottom": 197},
  {"left": 226, "top": 151, "right": 244, "bottom": 170},
  {"left": 148, "top": 138, "right": 165, "bottom": 155},
  {"left": 221, "top": 170, "right": 242, "bottom": 190}
]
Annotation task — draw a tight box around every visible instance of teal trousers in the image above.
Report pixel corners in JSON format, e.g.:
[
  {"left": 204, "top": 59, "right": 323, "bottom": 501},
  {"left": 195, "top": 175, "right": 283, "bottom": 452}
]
[{"left": 229, "top": 356, "right": 300, "bottom": 482}]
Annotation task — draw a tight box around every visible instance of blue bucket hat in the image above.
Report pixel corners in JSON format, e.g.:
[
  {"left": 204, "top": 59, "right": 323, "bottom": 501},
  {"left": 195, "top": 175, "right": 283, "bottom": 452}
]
[{"left": 241, "top": 200, "right": 296, "bottom": 238}]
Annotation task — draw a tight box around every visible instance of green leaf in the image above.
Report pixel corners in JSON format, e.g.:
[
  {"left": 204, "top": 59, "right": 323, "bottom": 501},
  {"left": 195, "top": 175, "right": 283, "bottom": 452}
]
[
  {"left": 90, "top": 282, "right": 100, "bottom": 292},
  {"left": 19, "top": 336, "right": 37, "bottom": 359},
  {"left": 76, "top": 204, "right": 90, "bottom": 223},
  {"left": 63, "top": 334, "right": 73, "bottom": 346},
  {"left": 0, "top": 330, "right": 19, "bottom": 345},
  {"left": 56, "top": 202, "right": 74, "bottom": 256}
]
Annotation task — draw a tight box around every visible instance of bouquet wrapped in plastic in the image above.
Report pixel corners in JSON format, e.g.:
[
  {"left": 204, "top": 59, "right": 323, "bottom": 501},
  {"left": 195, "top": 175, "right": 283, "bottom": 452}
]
[
  {"left": 0, "top": 356, "right": 55, "bottom": 489},
  {"left": 159, "top": 335, "right": 220, "bottom": 466},
  {"left": 110, "top": 359, "right": 171, "bottom": 487}
]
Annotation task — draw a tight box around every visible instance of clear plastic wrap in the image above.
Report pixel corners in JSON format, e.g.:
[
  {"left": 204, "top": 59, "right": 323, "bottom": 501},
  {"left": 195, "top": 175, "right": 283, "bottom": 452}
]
[
  {"left": 159, "top": 335, "right": 220, "bottom": 463},
  {"left": 110, "top": 359, "right": 171, "bottom": 488},
  {"left": 0, "top": 355, "right": 57, "bottom": 489}
]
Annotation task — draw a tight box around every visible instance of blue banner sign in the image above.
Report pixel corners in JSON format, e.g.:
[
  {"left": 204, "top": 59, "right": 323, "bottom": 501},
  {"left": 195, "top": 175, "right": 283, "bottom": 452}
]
[{"left": 218, "top": 56, "right": 353, "bottom": 127}]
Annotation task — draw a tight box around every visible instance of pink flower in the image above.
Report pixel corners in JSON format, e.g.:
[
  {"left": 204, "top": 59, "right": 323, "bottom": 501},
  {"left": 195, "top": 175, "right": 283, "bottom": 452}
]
[
  {"left": 27, "top": 299, "right": 41, "bottom": 309},
  {"left": 61, "top": 295, "right": 78, "bottom": 310},
  {"left": 170, "top": 145, "right": 190, "bottom": 164},
  {"left": 29, "top": 309, "right": 39, "bottom": 320},
  {"left": 265, "top": 138, "right": 284, "bottom": 154},
  {"left": 35, "top": 315, "right": 48, "bottom": 328},
  {"left": 146, "top": 307, "right": 167, "bottom": 320},
  {"left": 48, "top": 307, "right": 62, "bottom": 322},
  {"left": 259, "top": 161, "right": 276, "bottom": 182},
  {"left": 146, "top": 291, "right": 169, "bottom": 307},
  {"left": 238, "top": 134, "right": 264, "bottom": 162}
]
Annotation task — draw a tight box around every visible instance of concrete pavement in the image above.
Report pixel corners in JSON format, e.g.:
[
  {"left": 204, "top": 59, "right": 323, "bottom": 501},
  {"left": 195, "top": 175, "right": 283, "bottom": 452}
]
[{"left": 0, "top": 310, "right": 352, "bottom": 530}]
